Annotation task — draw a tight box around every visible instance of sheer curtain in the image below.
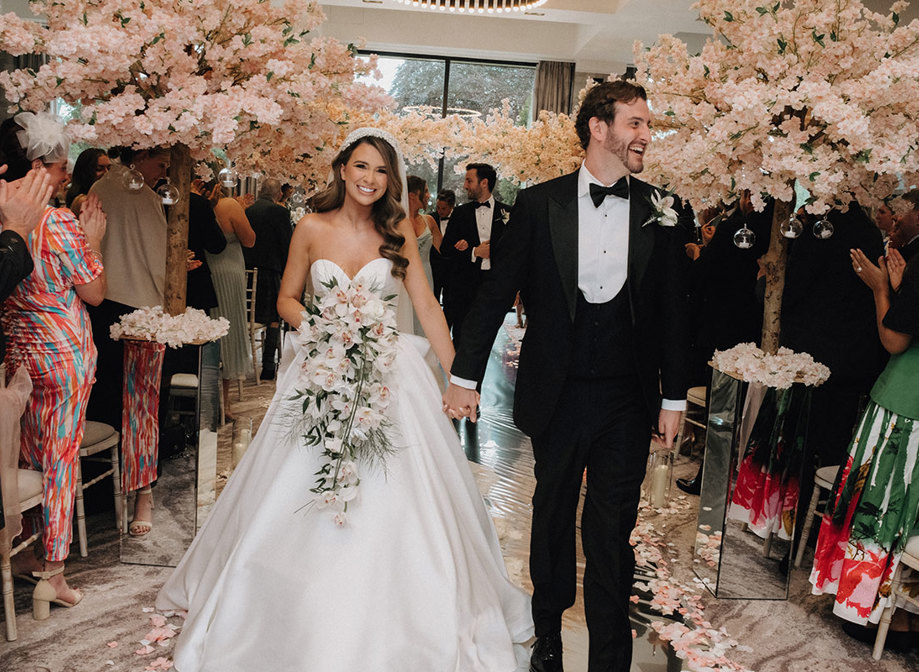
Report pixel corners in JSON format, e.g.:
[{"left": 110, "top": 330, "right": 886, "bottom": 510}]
[{"left": 534, "top": 61, "right": 576, "bottom": 115}]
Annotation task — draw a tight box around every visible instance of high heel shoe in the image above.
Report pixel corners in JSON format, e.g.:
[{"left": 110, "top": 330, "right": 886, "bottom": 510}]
[
  {"left": 129, "top": 487, "right": 154, "bottom": 537},
  {"left": 32, "top": 565, "right": 83, "bottom": 620}
]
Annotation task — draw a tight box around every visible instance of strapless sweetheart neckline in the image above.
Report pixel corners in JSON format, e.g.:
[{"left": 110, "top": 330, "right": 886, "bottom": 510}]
[{"left": 311, "top": 257, "right": 391, "bottom": 282}]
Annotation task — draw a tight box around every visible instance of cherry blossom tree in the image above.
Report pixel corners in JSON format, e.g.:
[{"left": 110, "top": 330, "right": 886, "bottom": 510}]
[
  {"left": 633, "top": 0, "right": 919, "bottom": 351},
  {"left": 0, "top": 0, "right": 388, "bottom": 312}
]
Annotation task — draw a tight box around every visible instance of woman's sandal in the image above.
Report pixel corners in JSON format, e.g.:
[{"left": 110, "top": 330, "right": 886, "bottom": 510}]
[
  {"left": 32, "top": 565, "right": 83, "bottom": 620},
  {"left": 129, "top": 487, "right": 154, "bottom": 537}
]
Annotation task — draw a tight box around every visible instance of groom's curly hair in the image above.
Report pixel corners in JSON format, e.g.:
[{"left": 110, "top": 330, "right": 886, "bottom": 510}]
[
  {"left": 575, "top": 79, "right": 647, "bottom": 150},
  {"left": 313, "top": 136, "right": 409, "bottom": 279}
]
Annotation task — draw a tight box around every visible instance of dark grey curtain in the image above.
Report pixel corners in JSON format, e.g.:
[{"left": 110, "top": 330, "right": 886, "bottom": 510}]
[{"left": 534, "top": 60, "right": 575, "bottom": 115}]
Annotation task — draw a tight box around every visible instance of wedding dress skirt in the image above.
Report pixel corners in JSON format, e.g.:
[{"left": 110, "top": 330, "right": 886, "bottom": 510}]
[{"left": 157, "top": 258, "right": 533, "bottom": 671}]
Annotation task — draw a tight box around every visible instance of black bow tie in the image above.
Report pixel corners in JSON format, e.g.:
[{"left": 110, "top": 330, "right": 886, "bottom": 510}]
[
  {"left": 589, "top": 178, "right": 629, "bottom": 207},
  {"left": 473, "top": 200, "right": 491, "bottom": 209}
]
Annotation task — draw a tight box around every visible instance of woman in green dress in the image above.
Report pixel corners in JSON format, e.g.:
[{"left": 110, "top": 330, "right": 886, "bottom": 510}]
[{"left": 809, "top": 192, "right": 919, "bottom": 628}]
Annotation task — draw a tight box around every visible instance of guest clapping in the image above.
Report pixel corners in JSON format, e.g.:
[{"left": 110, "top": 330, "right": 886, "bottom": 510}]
[{"left": 0, "top": 113, "right": 107, "bottom": 616}]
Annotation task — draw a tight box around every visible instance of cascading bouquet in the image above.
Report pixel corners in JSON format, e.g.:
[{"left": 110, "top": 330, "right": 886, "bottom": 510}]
[{"left": 291, "top": 277, "right": 400, "bottom": 526}]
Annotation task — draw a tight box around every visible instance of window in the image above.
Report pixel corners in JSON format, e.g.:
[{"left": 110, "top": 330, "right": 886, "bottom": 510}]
[{"left": 360, "top": 52, "right": 536, "bottom": 206}]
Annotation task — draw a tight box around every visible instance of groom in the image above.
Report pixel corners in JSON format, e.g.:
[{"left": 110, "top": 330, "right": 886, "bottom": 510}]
[{"left": 444, "top": 80, "right": 692, "bottom": 671}]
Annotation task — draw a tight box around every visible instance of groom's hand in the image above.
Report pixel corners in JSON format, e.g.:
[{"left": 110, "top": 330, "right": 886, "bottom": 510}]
[
  {"left": 442, "top": 383, "right": 480, "bottom": 423},
  {"left": 656, "top": 408, "right": 682, "bottom": 449}
]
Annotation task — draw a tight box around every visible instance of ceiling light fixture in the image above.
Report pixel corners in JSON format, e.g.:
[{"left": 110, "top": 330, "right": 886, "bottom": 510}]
[{"left": 394, "top": 0, "right": 548, "bottom": 13}]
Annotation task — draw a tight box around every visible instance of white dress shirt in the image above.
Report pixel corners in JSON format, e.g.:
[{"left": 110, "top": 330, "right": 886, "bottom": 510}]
[
  {"left": 577, "top": 164, "right": 629, "bottom": 303},
  {"left": 472, "top": 195, "right": 495, "bottom": 271},
  {"left": 452, "top": 163, "right": 686, "bottom": 412}
]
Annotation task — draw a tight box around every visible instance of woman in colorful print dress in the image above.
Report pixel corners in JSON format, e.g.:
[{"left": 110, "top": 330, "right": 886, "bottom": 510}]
[
  {"left": 0, "top": 112, "right": 107, "bottom": 616},
  {"left": 810, "top": 190, "right": 919, "bottom": 629}
]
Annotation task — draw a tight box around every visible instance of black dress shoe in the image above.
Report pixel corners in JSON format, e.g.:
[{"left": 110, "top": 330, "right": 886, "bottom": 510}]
[
  {"left": 530, "top": 632, "right": 563, "bottom": 672},
  {"left": 260, "top": 367, "right": 276, "bottom": 381},
  {"left": 676, "top": 475, "right": 701, "bottom": 495}
]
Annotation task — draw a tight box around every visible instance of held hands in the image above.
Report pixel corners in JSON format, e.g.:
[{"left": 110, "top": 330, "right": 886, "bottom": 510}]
[
  {"left": 684, "top": 242, "right": 701, "bottom": 261},
  {"left": 442, "top": 383, "right": 480, "bottom": 423},
  {"left": 0, "top": 165, "right": 54, "bottom": 239},
  {"left": 887, "top": 248, "right": 906, "bottom": 292},
  {"left": 473, "top": 241, "right": 490, "bottom": 260},
  {"left": 78, "top": 194, "right": 107, "bottom": 250},
  {"left": 850, "top": 248, "right": 888, "bottom": 293}
]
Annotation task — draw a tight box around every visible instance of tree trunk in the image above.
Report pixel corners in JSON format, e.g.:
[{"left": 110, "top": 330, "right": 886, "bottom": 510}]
[
  {"left": 760, "top": 197, "right": 794, "bottom": 354},
  {"left": 164, "top": 143, "right": 192, "bottom": 316}
]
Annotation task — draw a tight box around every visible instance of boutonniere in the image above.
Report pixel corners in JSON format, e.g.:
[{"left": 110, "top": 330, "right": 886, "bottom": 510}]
[
  {"left": 499, "top": 208, "right": 511, "bottom": 225},
  {"left": 643, "top": 190, "right": 679, "bottom": 227}
]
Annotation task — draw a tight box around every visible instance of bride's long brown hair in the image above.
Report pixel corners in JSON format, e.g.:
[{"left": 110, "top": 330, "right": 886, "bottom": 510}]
[{"left": 311, "top": 136, "right": 409, "bottom": 279}]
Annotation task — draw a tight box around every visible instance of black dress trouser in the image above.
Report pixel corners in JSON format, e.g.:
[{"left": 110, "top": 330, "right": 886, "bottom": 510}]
[{"left": 529, "top": 375, "right": 650, "bottom": 672}]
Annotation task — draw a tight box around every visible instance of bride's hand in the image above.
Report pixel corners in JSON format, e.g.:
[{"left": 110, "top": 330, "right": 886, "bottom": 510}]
[{"left": 442, "top": 383, "right": 479, "bottom": 422}]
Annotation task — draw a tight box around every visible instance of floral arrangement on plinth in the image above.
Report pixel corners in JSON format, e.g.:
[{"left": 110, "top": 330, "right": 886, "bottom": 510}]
[
  {"left": 712, "top": 342, "right": 830, "bottom": 389},
  {"left": 290, "top": 277, "right": 399, "bottom": 526},
  {"left": 110, "top": 306, "right": 229, "bottom": 348}
]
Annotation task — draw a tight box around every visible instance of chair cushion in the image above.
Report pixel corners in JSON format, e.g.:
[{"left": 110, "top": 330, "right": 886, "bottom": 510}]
[
  {"left": 687, "top": 386, "right": 707, "bottom": 407},
  {"left": 17, "top": 469, "right": 42, "bottom": 502},
  {"left": 171, "top": 373, "right": 199, "bottom": 389},
  {"left": 82, "top": 421, "right": 116, "bottom": 447},
  {"left": 814, "top": 465, "right": 840, "bottom": 490}
]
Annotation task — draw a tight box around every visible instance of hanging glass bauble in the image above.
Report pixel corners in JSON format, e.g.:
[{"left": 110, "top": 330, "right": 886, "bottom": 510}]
[
  {"left": 157, "top": 178, "right": 180, "bottom": 206},
  {"left": 780, "top": 215, "right": 803, "bottom": 239},
  {"left": 218, "top": 166, "right": 238, "bottom": 188},
  {"left": 733, "top": 226, "right": 756, "bottom": 249},
  {"left": 122, "top": 165, "right": 146, "bottom": 192},
  {"left": 289, "top": 188, "right": 306, "bottom": 207},
  {"left": 813, "top": 218, "right": 834, "bottom": 239}
]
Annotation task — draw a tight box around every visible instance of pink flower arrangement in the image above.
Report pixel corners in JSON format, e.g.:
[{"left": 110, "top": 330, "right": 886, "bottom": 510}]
[
  {"left": 0, "top": 0, "right": 389, "bottom": 184},
  {"left": 633, "top": 0, "right": 919, "bottom": 214}
]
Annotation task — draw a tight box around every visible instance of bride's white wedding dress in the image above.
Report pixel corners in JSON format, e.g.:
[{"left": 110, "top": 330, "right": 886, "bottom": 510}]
[{"left": 157, "top": 257, "right": 533, "bottom": 672}]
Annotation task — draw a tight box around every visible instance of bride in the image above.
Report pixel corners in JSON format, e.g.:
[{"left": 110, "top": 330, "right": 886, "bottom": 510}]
[{"left": 156, "top": 128, "right": 533, "bottom": 671}]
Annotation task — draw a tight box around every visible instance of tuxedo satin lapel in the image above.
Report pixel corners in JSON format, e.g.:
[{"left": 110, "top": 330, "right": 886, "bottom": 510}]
[
  {"left": 628, "top": 180, "right": 654, "bottom": 302},
  {"left": 548, "top": 176, "right": 579, "bottom": 322}
]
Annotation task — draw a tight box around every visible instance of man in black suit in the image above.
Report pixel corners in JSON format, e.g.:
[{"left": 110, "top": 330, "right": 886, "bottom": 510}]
[
  {"left": 244, "top": 178, "right": 293, "bottom": 380},
  {"left": 441, "top": 163, "right": 511, "bottom": 349},
  {"left": 430, "top": 189, "right": 455, "bottom": 310},
  {"left": 443, "top": 81, "right": 692, "bottom": 672},
  {"left": 891, "top": 191, "right": 919, "bottom": 262}
]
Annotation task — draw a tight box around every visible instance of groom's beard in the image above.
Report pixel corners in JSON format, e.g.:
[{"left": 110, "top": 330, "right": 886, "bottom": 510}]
[{"left": 605, "top": 133, "right": 645, "bottom": 174}]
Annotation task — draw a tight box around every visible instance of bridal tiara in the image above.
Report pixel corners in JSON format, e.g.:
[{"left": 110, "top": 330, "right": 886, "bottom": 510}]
[{"left": 338, "top": 126, "right": 402, "bottom": 158}]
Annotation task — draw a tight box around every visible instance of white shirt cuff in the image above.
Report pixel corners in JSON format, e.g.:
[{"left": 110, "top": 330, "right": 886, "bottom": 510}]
[
  {"left": 661, "top": 398, "right": 687, "bottom": 412},
  {"left": 450, "top": 375, "right": 478, "bottom": 390},
  {"left": 471, "top": 249, "right": 477, "bottom": 263}
]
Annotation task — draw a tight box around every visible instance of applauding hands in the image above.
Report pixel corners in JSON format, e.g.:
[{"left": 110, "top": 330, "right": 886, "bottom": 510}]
[{"left": 0, "top": 165, "right": 54, "bottom": 238}]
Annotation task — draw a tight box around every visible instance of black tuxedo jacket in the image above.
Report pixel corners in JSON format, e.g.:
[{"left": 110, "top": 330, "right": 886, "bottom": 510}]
[
  {"left": 441, "top": 198, "right": 510, "bottom": 305},
  {"left": 780, "top": 206, "right": 886, "bottom": 385},
  {"left": 900, "top": 236, "right": 919, "bottom": 263},
  {"left": 451, "top": 172, "right": 693, "bottom": 437}
]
